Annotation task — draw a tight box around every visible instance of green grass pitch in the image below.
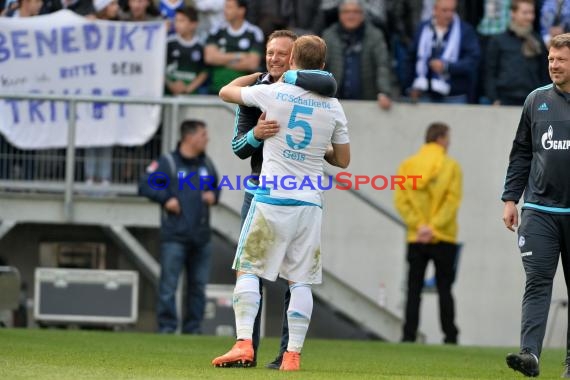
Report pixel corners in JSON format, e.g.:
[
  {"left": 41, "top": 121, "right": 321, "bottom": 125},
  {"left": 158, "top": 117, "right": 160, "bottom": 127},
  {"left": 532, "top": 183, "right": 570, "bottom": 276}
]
[{"left": 0, "top": 328, "right": 565, "bottom": 379}]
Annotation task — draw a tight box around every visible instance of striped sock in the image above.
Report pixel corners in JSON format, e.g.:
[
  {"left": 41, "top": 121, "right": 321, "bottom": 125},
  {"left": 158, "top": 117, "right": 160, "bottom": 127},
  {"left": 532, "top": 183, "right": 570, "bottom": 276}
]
[
  {"left": 233, "top": 274, "right": 260, "bottom": 340},
  {"left": 286, "top": 283, "right": 313, "bottom": 353}
]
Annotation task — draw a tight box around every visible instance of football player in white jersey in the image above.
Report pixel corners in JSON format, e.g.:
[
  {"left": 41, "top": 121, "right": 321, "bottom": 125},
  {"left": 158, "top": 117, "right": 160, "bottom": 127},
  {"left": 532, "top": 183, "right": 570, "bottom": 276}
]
[{"left": 212, "top": 35, "right": 350, "bottom": 371}]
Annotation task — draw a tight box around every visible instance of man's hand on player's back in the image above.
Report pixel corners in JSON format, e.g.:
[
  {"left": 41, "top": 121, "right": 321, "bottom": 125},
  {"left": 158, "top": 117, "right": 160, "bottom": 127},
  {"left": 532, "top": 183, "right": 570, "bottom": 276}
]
[{"left": 253, "top": 112, "right": 280, "bottom": 140}]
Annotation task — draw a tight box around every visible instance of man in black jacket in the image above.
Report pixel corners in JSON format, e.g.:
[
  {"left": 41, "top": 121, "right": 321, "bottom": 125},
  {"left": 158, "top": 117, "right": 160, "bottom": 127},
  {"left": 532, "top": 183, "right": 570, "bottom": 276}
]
[
  {"left": 139, "top": 119, "right": 220, "bottom": 334},
  {"left": 230, "top": 29, "right": 337, "bottom": 369},
  {"left": 502, "top": 33, "right": 570, "bottom": 378},
  {"left": 485, "top": 0, "right": 549, "bottom": 106}
]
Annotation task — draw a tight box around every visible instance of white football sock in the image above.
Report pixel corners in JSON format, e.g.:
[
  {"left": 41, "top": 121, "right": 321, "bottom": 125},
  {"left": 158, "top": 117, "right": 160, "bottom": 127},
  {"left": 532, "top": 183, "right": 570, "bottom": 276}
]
[
  {"left": 233, "top": 274, "right": 260, "bottom": 340},
  {"left": 286, "top": 283, "right": 313, "bottom": 353}
]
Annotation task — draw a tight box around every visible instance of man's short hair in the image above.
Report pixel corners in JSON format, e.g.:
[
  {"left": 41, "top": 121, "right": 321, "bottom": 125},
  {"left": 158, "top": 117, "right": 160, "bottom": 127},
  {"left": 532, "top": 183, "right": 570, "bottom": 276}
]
[
  {"left": 292, "top": 35, "right": 327, "bottom": 70},
  {"left": 267, "top": 29, "right": 297, "bottom": 44},
  {"left": 425, "top": 122, "right": 449, "bottom": 143},
  {"left": 180, "top": 119, "right": 206, "bottom": 139},
  {"left": 510, "top": 0, "right": 534, "bottom": 12},
  {"left": 175, "top": 6, "right": 199, "bottom": 22},
  {"left": 550, "top": 33, "right": 570, "bottom": 50},
  {"left": 235, "top": 0, "right": 248, "bottom": 10},
  {"left": 339, "top": 0, "right": 364, "bottom": 11}
]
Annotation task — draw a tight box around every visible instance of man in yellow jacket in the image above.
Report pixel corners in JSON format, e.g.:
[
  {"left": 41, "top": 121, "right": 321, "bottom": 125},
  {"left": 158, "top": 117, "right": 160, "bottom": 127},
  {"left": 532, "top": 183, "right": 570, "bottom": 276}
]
[{"left": 394, "top": 121, "right": 462, "bottom": 344}]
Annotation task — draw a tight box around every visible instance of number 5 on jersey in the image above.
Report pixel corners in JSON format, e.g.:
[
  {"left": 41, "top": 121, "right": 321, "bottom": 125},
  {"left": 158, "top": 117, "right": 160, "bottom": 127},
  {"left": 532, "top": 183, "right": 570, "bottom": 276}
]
[{"left": 287, "top": 105, "right": 313, "bottom": 150}]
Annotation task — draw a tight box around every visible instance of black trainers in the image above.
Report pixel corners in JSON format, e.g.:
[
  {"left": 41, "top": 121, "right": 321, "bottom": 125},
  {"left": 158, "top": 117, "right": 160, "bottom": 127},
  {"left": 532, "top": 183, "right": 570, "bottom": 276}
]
[
  {"left": 265, "top": 354, "right": 283, "bottom": 370},
  {"left": 506, "top": 349, "right": 539, "bottom": 377}
]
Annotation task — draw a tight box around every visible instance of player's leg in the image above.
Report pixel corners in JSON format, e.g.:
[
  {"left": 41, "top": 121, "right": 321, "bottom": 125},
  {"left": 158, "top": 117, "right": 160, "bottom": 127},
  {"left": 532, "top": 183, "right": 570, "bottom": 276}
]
[
  {"left": 251, "top": 278, "right": 263, "bottom": 365},
  {"left": 240, "top": 190, "right": 263, "bottom": 365},
  {"left": 280, "top": 282, "right": 312, "bottom": 371},
  {"left": 278, "top": 205, "right": 322, "bottom": 371},
  {"left": 506, "top": 210, "right": 560, "bottom": 377},
  {"left": 211, "top": 272, "right": 260, "bottom": 367},
  {"left": 402, "top": 243, "right": 430, "bottom": 342},
  {"left": 266, "top": 285, "right": 290, "bottom": 369},
  {"left": 432, "top": 242, "right": 459, "bottom": 344},
  {"left": 214, "top": 200, "right": 284, "bottom": 368}
]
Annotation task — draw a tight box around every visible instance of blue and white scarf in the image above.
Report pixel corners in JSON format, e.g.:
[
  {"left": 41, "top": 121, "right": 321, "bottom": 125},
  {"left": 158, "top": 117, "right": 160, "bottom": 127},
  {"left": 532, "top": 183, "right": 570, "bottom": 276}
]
[{"left": 412, "top": 14, "right": 461, "bottom": 96}]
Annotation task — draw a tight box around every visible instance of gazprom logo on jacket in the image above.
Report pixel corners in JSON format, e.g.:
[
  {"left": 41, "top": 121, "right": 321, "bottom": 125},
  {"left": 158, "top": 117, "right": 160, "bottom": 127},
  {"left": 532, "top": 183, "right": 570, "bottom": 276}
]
[{"left": 542, "top": 125, "right": 570, "bottom": 150}]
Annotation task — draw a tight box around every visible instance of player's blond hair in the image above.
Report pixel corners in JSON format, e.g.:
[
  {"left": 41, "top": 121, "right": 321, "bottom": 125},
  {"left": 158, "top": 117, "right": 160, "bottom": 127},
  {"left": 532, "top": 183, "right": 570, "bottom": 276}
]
[{"left": 292, "top": 35, "right": 326, "bottom": 70}]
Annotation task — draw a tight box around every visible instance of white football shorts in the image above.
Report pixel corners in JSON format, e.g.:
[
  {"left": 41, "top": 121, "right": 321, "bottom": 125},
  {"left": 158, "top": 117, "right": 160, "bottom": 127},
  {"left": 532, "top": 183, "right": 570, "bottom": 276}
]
[{"left": 232, "top": 199, "right": 322, "bottom": 284}]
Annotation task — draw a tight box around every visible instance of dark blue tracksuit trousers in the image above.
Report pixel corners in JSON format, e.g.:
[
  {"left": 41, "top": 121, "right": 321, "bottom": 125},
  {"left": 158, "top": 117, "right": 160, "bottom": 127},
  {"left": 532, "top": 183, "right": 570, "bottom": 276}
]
[{"left": 517, "top": 209, "right": 570, "bottom": 357}]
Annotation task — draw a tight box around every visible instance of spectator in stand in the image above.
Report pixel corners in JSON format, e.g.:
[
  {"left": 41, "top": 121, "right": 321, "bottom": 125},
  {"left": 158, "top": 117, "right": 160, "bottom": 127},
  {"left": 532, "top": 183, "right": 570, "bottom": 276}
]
[
  {"left": 321, "top": 0, "right": 340, "bottom": 28},
  {"left": 40, "top": 0, "right": 94, "bottom": 16},
  {"left": 389, "top": 0, "right": 435, "bottom": 93},
  {"left": 193, "top": 0, "right": 225, "bottom": 39},
  {"left": 323, "top": 0, "right": 393, "bottom": 110},
  {"left": 159, "top": 0, "right": 184, "bottom": 35},
  {"left": 392, "top": 0, "right": 436, "bottom": 36},
  {"left": 94, "top": 0, "right": 119, "bottom": 19},
  {"left": 477, "top": 0, "right": 511, "bottom": 37},
  {"left": 541, "top": 0, "right": 570, "bottom": 44},
  {"left": 485, "top": 0, "right": 549, "bottom": 106},
  {"left": 120, "top": 0, "right": 161, "bottom": 21},
  {"left": 407, "top": 0, "right": 480, "bottom": 104},
  {"left": 391, "top": 0, "right": 481, "bottom": 93},
  {"left": 5, "top": 0, "right": 42, "bottom": 17},
  {"left": 321, "top": 0, "right": 388, "bottom": 32},
  {"left": 1, "top": 0, "right": 20, "bottom": 16},
  {"left": 204, "top": 0, "right": 264, "bottom": 94},
  {"left": 245, "top": 0, "right": 326, "bottom": 39},
  {"left": 246, "top": 0, "right": 288, "bottom": 39},
  {"left": 165, "top": 7, "right": 209, "bottom": 96},
  {"left": 540, "top": 0, "right": 570, "bottom": 44},
  {"left": 284, "top": 0, "right": 324, "bottom": 36},
  {"left": 475, "top": 0, "right": 510, "bottom": 104}
]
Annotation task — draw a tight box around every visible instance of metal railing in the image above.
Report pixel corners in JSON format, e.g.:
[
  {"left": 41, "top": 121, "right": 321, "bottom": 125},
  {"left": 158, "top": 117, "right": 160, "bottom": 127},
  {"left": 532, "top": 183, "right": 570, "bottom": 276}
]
[
  {"left": 0, "top": 92, "right": 403, "bottom": 226},
  {"left": 324, "top": 170, "right": 405, "bottom": 228},
  {"left": 0, "top": 93, "right": 233, "bottom": 220}
]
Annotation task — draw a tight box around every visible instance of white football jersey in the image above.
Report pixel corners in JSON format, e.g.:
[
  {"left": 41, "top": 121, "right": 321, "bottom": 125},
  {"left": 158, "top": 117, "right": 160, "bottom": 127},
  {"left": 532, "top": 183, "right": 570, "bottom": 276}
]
[{"left": 241, "top": 82, "right": 349, "bottom": 206}]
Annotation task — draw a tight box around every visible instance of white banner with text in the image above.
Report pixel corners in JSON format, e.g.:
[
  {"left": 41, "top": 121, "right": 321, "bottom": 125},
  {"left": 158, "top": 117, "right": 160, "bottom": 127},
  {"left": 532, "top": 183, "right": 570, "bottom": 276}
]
[{"left": 0, "top": 10, "right": 166, "bottom": 149}]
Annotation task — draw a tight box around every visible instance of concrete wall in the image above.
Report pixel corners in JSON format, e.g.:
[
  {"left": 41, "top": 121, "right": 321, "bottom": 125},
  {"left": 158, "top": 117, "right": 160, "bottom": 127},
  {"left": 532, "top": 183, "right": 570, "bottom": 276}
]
[{"left": 182, "top": 99, "right": 567, "bottom": 347}]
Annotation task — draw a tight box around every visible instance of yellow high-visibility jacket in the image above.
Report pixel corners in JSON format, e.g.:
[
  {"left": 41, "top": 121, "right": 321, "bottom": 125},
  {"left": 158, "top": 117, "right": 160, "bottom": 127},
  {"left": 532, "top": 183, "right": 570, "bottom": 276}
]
[{"left": 394, "top": 143, "right": 462, "bottom": 243}]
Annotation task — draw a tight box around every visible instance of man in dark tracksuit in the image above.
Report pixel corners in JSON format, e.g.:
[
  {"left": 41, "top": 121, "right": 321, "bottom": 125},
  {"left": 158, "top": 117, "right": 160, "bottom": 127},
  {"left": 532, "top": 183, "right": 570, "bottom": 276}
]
[
  {"left": 502, "top": 33, "right": 570, "bottom": 378},
  {"left": 230, "top": 29, "right": 337, "bottom": 369},
  {"left": 139, "top": 119, "right": 220, "bottom": 334}
]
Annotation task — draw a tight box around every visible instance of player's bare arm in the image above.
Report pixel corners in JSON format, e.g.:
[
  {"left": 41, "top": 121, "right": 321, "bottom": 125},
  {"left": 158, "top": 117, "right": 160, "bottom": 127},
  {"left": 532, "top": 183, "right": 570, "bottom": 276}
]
[
  {"left": 219, "top": 73, "right": 261, "bottom": 105},
  {"left": 324, "top": 143, "right": 350, "bottom": 169}
]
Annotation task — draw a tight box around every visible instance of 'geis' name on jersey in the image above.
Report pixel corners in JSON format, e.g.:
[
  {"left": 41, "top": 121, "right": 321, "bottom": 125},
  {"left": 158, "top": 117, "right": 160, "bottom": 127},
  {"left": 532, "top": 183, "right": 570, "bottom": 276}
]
[{"left": 241, "top": 82, "right": 349, "bottom": 206}]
